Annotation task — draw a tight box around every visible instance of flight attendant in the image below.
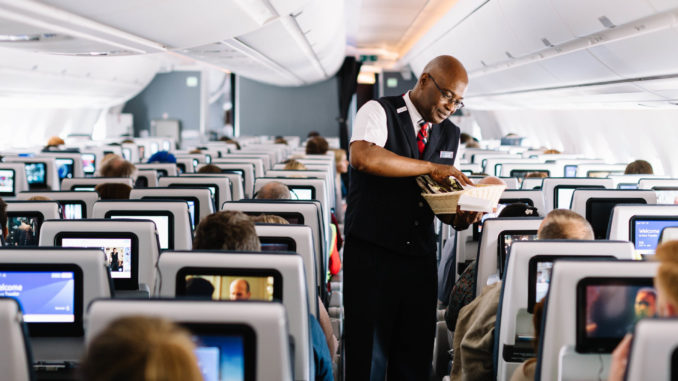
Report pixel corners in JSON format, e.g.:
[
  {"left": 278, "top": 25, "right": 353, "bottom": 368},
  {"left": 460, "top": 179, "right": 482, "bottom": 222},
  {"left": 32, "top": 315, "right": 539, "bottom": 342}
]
[{"left": 344, "top": 55, "right": 475, "bottom": 380}]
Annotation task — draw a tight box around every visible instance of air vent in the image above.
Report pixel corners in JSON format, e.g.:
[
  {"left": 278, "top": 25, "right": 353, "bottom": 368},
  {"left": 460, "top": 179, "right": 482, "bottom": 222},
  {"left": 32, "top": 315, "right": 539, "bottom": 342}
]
[
  {"left": 0, "top": 33, "right": 68, "bottom": 42},
  {"left": 598, "top": 16, "right": 616, "bottom": 29},
  {"left": 541, "top": 38, "right": 553, "bottom": 48}
]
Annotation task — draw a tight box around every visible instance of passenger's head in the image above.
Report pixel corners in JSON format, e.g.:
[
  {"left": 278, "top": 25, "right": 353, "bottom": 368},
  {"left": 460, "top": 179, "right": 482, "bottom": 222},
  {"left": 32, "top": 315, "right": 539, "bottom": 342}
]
[
  {"left": 653, "top": 241, "right": 678, "bottom": 317},
  {"left": 46, "top": 136, "right": 65, "bottom": 147},
  {"left": 411, "top": 55, "right": 468, "bottom": 124},
  {"left": 147, "top": 151, "right": 176, "bottom": 164},
  {"left": 465, "top": 140, "right": 480, "bottom": 149},
  {"left": 525, "top": 172, "right": 548, "bottom": 178},
  {"left": 255, "top": 181, "right": 291, "bottom": 200},
  {"left": 305, "top": 136, "right": 329, "bottom": 155},
  {"left": 537, "top": 209, "right": 594, "bottom": 240},
  {"left": 477, "top": 176, "right": 506, "bottom": 186},
  {"left": 219, "top": 137, "right": 241, "bottom": 150},
  {"left": 460, "top": 133, "right": 472, "bottom": 144},
  {"left": 332, "top": 149, "right": 349, "bottom": 174},
  {"left": 250, "top": 214, "right": 290, "bottom": 224},
  {"left": 0, "top": 197, "right": 7, "bottom": 240},
  {"left": 307, "top": 131, "right": 320, "bottom": 138},
  {"left": 229, "top": 279, "right": 251, "bottom": 300},
  {"left": 95, "top": 183, "right": 132, "bottom": 200},
  {"left": 499, "top": 203, "right": 539, "bottom": 218},
  {"left": 27, "top": 195, "right": 51, "bottom": 201},
  {"left": 184, "top": 277, "right": 215, "bottom": 299},
  {"left": 283, "top": 159, "right": 307, "bottom": 170},
  {"left": 100, "top": 157, "right": 137, "bottom": 178},
  {"left": 274, "top": 136, "right": 288, "bottom": 145},
  {"left": 625, "top": 159, "right": 653, "bottom": 175},
  {"left": 197, "top": 164, "right": 222, "bottom": 174},
  {"left": 193, "top": 211, "right": 261, "bottom": 251},
  {"left": 79, "top": 316, "right": 203, "bottom": 381},
  {"left": 542, "top": 149, "right": 561, "bottom": 155}
]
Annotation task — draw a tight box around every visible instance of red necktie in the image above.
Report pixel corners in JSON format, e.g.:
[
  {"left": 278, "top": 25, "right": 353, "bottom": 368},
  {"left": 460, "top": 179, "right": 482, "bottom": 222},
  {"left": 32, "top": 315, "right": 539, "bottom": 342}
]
[{"left": 417, "top": 120, "right": 431, "bottom": 159}]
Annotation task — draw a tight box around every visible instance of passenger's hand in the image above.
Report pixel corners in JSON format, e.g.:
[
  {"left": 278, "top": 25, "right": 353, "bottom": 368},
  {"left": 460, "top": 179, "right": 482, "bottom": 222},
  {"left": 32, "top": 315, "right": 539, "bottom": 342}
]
[
  {"left": 429, "top": 163, "right": 473, "bottom": 187},
  {"left": 608, "top": 334, "right": 632, "bottom": 381},
  {"left": 453, "top": 206, "right": 483, "bottom": 230}
]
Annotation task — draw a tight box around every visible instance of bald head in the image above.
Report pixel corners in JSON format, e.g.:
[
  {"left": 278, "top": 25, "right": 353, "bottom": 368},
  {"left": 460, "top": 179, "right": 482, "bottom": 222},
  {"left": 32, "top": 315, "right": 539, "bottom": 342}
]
[
  {"left": 256, "top": 181, "right": 291, "bottom": 200},
  {"left": 411, "top": 55, "right": 469, "bottom": 124},
  {"left": 538, "top": 209, "right": 594, "bottom": 240},
  {"left": 229, "top": 279, "right": 251, "bottom": 300},
  {"left": 477, "top": 176, "right": 506, "bottom": 186}
]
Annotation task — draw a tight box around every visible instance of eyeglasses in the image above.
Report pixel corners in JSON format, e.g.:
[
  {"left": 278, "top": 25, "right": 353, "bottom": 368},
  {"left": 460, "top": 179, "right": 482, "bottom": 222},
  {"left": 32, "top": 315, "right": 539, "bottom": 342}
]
[{"left": 428, "top": 74, "right": 464, "bottom": 109}]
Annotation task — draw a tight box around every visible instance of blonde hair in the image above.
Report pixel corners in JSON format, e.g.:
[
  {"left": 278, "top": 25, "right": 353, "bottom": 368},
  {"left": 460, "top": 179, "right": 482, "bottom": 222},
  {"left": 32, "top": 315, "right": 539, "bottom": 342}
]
[
  {"left": 283, "top": 159, "right": 307, "bottom": 170},
  {"left": 655, "top": 241, "right": 678, "bottom": 307},
  {"left": 27, "top": 195, "right": 51, "bottom": 201},
  {"left": 80, "top": 316, "right": 203, "bottom": 381},
  {"left": 250, "top": 214, "right": 290, "bottom": 224},
  {"left": 538, "top": 209, "right": 594, "bottom": 240}
]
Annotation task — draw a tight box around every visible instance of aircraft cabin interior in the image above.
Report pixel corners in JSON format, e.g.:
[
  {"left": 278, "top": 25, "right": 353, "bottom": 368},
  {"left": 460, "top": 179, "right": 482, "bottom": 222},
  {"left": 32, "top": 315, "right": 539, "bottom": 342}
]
[{"left": 0, "top": 1, "right": 677, "bottom": 381}]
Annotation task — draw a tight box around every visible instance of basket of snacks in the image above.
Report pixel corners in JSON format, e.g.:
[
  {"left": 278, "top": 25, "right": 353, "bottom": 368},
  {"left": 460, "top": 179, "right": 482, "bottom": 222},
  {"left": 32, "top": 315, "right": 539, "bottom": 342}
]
[{"left": 417, "top": 175, "right": 506, "bottom": 214}]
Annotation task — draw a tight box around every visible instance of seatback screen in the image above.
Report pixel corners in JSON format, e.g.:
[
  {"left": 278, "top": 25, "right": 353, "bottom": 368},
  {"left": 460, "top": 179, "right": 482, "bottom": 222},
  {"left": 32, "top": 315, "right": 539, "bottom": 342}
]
[
  {"left": 586, "top": 198, "right": 647, "bottom": 240},
  {"left": 554, "top": 185, "right": 605, "bottom": 209},
  {"left": 289, "top": 186, "right": 315, "bottom": 201},
  {"left": 55, "top": 158, "right": 74, "bottom": 179},
  {"left": 6, "top": 214, "right": 41, "bottom": 247},
  {"left": 108, "top": 213, "right": 172, "bottom": 249},
  {"left": 0, "top": 169, "right": 15, "bottom": 196},
  {"left": 61, "top": 238, "right": 132, "bottom": 280},
  {"left": 81, "top": 154, "right": 96, "bottom": 175},
  {"left": 631, "top": 217, "right": 678, "bottom": 256},
  {"left": 25, "top": 162, "right": 46, "bottom": 186},
  {"left": 184, "top": 323, "right": 255, "bottom": 381}
]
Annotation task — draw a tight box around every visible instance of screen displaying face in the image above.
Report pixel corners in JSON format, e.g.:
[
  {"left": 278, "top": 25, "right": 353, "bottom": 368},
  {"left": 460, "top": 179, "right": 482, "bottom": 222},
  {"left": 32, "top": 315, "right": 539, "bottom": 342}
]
[
  {"left": 55, "top": 158, "right": 74, "bottom": 179},
  {"left": 0, "top": 169, "right": 15, "bottom": 195},
  {"left": 62, "top": 203, "right": 84, "bottom": 220},
  {"left": 634, "top": 219, "right": 678, "bottom": 256},
  {"left": 193, "top": 335, "right": 245, "bottom": 381},
  {"left": 61, "top": 238, "right": 133, "bottom": 279},
  {"left": 183, "top": 275, "right": 276, "bottom": 301},
  {"left": 0, "top": 271, "right": 75, "bottom": 323},
  {"left": 81, "top": 154, "right": 96, "bottom": 175},
  {"left": 656, "top": 190, "right": 678, "bottom": 205},
  {"left": 290, "top": 187, "right": 313, "bottom": 200},
  {"left": 25, "top": 163, "right": 46, "bottom": 185},
  {"left": 6, "top": 216, "right": 39, "bottom": 246},
  {"left": 584, "top": 284, "right": 657, "bottom": 340},
  {"left": 109, "top": 215, "right": 169, "bottom": 249}
]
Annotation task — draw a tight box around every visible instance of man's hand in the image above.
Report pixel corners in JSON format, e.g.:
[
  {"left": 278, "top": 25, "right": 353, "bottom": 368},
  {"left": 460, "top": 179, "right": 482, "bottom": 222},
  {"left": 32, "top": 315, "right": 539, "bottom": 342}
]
[
  {"left": 608, "top": 334, "right": 632, "bottom": 381},
  {"left": 429, "top": 162, "right": 473, "bottom": 187},
  {"left": 438, "top": 206, "right": 483, "bottom": 230}
]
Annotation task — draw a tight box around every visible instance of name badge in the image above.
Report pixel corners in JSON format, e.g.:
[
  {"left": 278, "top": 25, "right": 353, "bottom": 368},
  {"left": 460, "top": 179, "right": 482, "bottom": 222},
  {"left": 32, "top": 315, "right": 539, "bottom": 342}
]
[
  {"left": 396, "top": 106, "right": 407, "bottom": 113},
  {"left": 440, "top": 151, "right": 455, "bottom": 159}
]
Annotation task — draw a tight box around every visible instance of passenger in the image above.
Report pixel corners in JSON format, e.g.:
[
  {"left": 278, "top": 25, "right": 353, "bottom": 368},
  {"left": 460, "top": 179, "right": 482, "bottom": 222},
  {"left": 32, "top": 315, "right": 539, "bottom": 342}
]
[
  {"left": 99, "top": 156, "right": 137, "bottom": 179},
  {"left": 147, "top": 151, "right": 176, "bottom": 164},
  {"left": 445, "top": 200, "right": 536, "bottom": 330},
  {"left": 42, "top": 136, "right": 65, "bottom": 152},
  {"left": 510, "top": 301, "right": 545, "bottom": 381},
  {"left": 120, "top": 138, "right": 135, "bottom": 144},
  {"left": 543, "top": 149, "right": 561, "bottom": 154},
  {"left": 197, "top": 164, "right": 222, "bottom": 174},
  {"left": 219, "top": 136, "right": 241, "bottom": 150},
  {"left": 305, "top": 136, "right": 329, "bottom": 155},
  {"left": 307, "top": 131, "right": 321, "bottom": 138},
  {"left": 255, "top": 181, "right": 291, "bottom": 200},
  {"left": 465, "top": 140, "right": 480, "bottom": 148},
  {"left": 274, "top": 136, "right": 288, "bottom": 145},
  {"left": 249, "top": 214, "right": 290, "bottom": 224},
  {"left": 344, "top": 55, "right": 473, "bottom": 381},
  {"left": 283, "top": 159, "right": 307, "bottom": 170},
  {"left": 624, "top": 159, "right": 653, "bottom": 175},
  {"left": 27, "top": 195, "right": 51, "bottom": 201},
  {"left": 229, "top": 279, "right": 252, "bottom": 300},
  {"left": 460, "top": 132, "right": 473, "bottom": 144},
  {"left": 331, "top": 148, "right": 349, "bottom": 198},
  {"left": 608, "top": 240, "right": 678, "bottom": 381},
  {"left": 525, "top": 171, "right": 548, "bottom": 178},
  {"left": 95, "top": 183, "right": 132, "bottom": 200},
  {"left": 192, "top": 209, "right": 334, "bottom": 381},
  {"left": 192, "top": 211, "right": 260, "bottom": 251},
  {"left": 79, "top": 316, "right": 203, "bottom": 381},
  {"left": 449, "top": 209, "right": 594, "bottom": 381}
]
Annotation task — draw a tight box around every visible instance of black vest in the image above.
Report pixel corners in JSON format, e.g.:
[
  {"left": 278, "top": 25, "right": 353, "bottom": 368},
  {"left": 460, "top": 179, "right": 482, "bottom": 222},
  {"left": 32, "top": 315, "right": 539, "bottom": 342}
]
[{"left": 345, "top": 95, "right": 461, "bottom": 257}]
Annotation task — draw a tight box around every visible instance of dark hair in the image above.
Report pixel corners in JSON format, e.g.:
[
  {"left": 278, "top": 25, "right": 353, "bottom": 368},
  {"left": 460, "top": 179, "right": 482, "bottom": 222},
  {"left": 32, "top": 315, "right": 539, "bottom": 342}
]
[
  {"left": 307, "top": 131, "right": 320, "bottom": 138},
  {"left": 193, "top": 211, "right": 260, "bottom": 251},
  {"left": 305, "top": 136, "right": 329, "bottom": 155},
  {"left": 624, "top": 159, "right": 653, "bottom": 175},
  {"left": 498, "top": 203, "right": 538, "bottom": 218},
  {"left": 197, "top": 164, "right": 222, "bottom": 174},
  {"left": 95, "top": 183, "right": 132, "bottom": 200},
  {"left": 460, "top": 133, "right": 472, "bottom": 144}
]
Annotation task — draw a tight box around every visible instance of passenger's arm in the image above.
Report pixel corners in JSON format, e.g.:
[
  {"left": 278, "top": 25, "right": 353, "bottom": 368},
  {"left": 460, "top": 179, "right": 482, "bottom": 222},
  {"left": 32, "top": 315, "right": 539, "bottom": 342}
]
[
  {"left": 608, "top": 334, "right": 632, "bottom": 381},
  {"left": 349, "top": 140, "right": 472, "bottom": 186}
]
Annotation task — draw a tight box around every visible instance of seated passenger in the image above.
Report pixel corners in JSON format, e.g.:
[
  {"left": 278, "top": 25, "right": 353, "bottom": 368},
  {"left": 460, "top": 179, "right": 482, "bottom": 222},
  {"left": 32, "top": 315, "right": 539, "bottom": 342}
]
[
  {"left": 510, "top": 301, "right": 544, "bottom": 381},
  {"left": 255, "top": 181, "right": 291, "bottom": 200},
  {"left": 79, "top": 316, "right": 203, "bottom": 381},
  {"left": 608, "top": 240, "right": 678, "bottom": 381},
  {"left": 147, "top": 151, "right": 176, "bottom": 164},
  {"left": 449, "top": 209, "right": 594, "bottom": 381},
  {"left": 192, "top": 210, "right": 334, "bottom": 381},
  {"left": 283, "top": 159, "right": 307, "bottom": 170},
  {"left": 95, "top": 183, "right": 132, "bottom": 200},
  {"left": 624, "top": 159, "right": 653, "bottom": 175},
  {"left": 99, "top": 156, "right": 137, "bottom": 179},
  {"left": 197, "top": 164, "right": 222, "bottom": 174},
  {"left": 306, "top": 136, "right": 329, "bottom": 155}
]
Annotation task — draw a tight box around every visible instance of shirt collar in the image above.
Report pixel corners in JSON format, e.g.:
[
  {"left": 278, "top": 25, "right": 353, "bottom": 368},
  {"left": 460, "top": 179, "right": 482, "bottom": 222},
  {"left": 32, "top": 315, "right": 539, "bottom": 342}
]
[{"left": 403, "top": 91, "right": 425, "bottom": 126}]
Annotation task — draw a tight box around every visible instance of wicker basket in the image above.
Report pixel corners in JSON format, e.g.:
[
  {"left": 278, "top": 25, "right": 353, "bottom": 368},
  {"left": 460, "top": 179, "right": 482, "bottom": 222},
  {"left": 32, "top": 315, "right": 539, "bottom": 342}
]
[{"left": 421, "top": 184, "right": 506, "bottom": 214}]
